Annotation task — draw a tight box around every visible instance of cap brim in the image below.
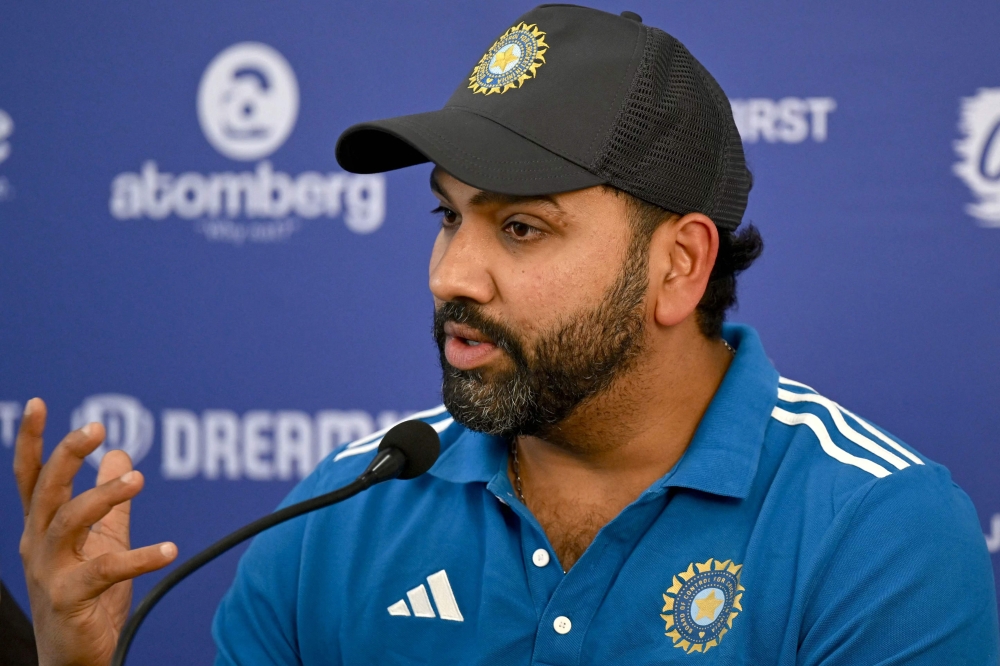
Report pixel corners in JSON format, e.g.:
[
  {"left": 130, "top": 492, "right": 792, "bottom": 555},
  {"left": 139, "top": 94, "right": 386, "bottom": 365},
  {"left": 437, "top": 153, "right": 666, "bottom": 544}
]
[{"left": 335, "top": 108, "right": 605, "bottom": 196}]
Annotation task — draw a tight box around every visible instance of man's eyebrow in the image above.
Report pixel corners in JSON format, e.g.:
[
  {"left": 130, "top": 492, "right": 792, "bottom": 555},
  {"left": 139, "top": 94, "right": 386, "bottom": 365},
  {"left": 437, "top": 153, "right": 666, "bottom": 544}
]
[
  {"left": 430, "top": 171, "right": 564, "bottom": 214},
  {"left": 467, "top": 189, "right": 562, "bottom": 212}
]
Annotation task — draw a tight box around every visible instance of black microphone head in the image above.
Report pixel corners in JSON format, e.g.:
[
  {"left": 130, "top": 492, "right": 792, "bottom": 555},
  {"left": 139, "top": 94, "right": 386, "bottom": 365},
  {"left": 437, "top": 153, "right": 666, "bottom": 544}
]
[{"left": 378, "top": 420, "right": 441, "bottom": 480}]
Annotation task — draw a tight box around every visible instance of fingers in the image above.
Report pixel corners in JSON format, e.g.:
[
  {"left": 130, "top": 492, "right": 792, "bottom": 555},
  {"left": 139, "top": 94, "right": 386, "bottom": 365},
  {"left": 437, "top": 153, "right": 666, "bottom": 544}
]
[
  {"left": 96, "top": 448, "right": 133, "bottom": 486},
  {"left": 13, "top": 398, "right": 46, "bottom": 517},
  {"left": 95, "top": 451, "right": 136, "bottom": 546},
  {"left": 77, "top": 542, "right": 178, "bottom": 600},
  {"left": 26, "top": 421, "right": 106, "bottom": 534},
  {"left": 48, "top": 470, "right": 144, "bottom": 552}
]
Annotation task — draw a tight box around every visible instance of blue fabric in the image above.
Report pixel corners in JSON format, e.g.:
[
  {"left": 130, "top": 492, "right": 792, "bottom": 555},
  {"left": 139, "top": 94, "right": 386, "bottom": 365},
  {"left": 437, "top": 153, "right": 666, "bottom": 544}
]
[{"left": 213, "top": 324, "right": 999, "bottom": 664}]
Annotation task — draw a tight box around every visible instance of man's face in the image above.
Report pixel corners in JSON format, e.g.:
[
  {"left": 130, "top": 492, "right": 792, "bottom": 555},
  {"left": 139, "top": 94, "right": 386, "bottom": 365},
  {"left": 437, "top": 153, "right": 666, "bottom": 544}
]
[{"left": 428, "top": 169, "right": 651, "bottom": 438}]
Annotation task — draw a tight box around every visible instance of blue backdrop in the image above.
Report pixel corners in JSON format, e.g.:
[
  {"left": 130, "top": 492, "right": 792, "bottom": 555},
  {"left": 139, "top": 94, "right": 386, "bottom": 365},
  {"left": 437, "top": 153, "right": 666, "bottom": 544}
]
[{"left": 3, "top": 1, "right": 1000, "bottom": 662}]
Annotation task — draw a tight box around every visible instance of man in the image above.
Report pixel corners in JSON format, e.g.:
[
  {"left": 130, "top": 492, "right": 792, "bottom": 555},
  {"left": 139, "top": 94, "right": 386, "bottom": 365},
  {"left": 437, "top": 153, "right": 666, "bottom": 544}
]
[{"left": 14, "top": 5, "right": 998, "bottom": 665}]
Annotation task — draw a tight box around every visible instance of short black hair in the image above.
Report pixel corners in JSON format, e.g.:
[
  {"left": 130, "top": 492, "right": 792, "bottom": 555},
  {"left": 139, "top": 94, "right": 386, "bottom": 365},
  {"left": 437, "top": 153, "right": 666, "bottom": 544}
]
[
  {"left": 607, "top": 185, "right": 764, "bottom": 338},
  {"left": 697, "top": 223, "right": 764, "bottom": 337}
]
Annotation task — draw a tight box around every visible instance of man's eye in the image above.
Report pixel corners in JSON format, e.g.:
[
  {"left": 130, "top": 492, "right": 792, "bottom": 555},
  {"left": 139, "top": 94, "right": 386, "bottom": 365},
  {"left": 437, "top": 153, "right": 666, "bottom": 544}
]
[
  {"left": 432, "top": 206, "right": 458, "bottom": 226},
  {"left": 504, "top": 221, "right": 539, "bottom": 239}
]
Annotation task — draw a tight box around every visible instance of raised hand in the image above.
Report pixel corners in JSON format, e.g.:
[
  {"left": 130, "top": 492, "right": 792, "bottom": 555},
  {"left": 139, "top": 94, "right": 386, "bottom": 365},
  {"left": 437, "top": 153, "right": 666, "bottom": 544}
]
[{"left": 14, "top": 398, "right": 177, "bottom": 666}]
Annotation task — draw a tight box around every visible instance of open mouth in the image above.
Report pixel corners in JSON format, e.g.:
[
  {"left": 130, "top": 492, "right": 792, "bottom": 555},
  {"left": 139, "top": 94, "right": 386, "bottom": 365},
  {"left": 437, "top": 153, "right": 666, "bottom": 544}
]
[
  {"left": 444, "top": 321, "right": 495, "bottom": 346},
  {"left": 442, "top": 321, "right": 501, "bottom": 369}
]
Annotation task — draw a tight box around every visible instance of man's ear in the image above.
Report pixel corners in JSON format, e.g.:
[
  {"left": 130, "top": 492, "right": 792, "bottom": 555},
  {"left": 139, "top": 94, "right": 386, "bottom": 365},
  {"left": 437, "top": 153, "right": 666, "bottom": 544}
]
[{"left": 648, "top": 212, "right": 719, "bottom": 328}]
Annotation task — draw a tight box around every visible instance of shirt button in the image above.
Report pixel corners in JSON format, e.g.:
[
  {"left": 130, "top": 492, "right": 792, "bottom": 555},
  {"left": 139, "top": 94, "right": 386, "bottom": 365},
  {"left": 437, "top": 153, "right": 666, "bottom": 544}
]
[
  {"left": 532, "top": 548, "right": 551, "bottom": 567},
  {"left": 553, "top": 616, "right": 572, "bottom": 635}
]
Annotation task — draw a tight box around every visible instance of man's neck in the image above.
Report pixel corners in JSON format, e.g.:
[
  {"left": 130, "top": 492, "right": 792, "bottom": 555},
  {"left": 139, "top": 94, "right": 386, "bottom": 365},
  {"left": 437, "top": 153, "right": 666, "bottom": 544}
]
[{"left": 511, "top": 323, "right": 733, "bottom": 570}]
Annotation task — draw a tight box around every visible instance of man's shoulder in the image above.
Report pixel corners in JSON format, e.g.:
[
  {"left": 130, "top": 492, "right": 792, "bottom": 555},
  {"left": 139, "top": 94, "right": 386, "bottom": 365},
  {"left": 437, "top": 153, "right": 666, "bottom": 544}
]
[
  {"left": 763, "top": 376, "right": 957, "bottom": 514},
  {"left": 765, "top": 385, "right": 999, "bottom": 664}
]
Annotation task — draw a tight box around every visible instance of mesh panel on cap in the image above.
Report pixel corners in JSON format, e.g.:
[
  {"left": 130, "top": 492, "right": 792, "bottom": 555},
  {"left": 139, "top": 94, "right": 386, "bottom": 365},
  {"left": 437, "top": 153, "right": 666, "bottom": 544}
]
[{"left": 590, "top": 27, "right": 749, "bottom": 231}]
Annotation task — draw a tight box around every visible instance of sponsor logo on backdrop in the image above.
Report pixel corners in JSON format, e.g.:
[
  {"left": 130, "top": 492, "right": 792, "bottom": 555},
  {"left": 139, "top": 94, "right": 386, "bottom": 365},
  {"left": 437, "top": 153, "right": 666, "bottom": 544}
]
[
  {"left": 0, "top": 396, "right": 415, "bottom": 481},
  {"left": 70, "top": 394, "right": 155, "bottom": 469},
  {"left": 730, "top": 97, "right": 836, "bottom": 144},
  {"left": 197, "top": 42, "right": 299, "bottom": 161},
  {"left": 109, "top": 42, "right": 385, "bottom": 244},
  {"left": 986, "top": 514, "right": 1000, "bottom": 554},
  {"left": 158, "top": 406, "right": 407, "bottom": 480},
  {"left": 954, "top": 88, "right": 1000, "bottom": 227},
  {"left": 0, "top": 402, "right": 21, "bottom": 448},
  {"left": 0, "top": 108, "right": 13, "bottom": 202},
  {"left": 0, "top": 108, "right": 12, "bottom": 164}
]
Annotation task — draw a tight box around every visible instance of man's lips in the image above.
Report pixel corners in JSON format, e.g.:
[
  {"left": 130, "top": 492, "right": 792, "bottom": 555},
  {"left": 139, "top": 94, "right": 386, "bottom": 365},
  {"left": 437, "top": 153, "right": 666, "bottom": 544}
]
[{"left": 443, "top": 321, "right": 501, "bottom": 370}]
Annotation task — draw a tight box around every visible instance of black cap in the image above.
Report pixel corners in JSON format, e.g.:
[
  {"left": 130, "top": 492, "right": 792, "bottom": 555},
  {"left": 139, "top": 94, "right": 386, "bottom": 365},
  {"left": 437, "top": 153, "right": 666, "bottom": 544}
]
[{"left": 336, "top": 4, "right": 749, "bottom": 231}]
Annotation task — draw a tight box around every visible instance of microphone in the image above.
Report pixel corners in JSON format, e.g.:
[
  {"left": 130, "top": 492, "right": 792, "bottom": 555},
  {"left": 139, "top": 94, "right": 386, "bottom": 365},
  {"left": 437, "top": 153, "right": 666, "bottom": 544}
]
[
  {"left": 111, "top": 419, "right": 442, "bottom": 666},
  {"left": 356, "top": 419, "right": 443, "bottom": 483}
]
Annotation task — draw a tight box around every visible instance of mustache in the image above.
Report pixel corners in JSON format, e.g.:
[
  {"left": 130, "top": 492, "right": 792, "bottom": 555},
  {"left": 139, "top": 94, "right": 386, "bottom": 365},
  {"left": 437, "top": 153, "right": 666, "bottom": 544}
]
[{"left": 433, "top": 301, "right": 530, "bottom": 370}]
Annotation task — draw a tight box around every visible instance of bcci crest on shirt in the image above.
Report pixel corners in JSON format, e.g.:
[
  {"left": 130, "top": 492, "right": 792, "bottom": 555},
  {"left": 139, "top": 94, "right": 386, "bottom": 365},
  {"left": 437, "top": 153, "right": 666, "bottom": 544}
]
[
  {"left": 661, "top": 558, "right": 744, "bottom": 654},
  {"left": 468, "top": 22, "right": 548, "bottom": 95}
]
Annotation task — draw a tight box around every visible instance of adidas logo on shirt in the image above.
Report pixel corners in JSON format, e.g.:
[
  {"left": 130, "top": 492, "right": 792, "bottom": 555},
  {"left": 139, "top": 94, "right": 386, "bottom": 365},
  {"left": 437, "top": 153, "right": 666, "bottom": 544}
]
[{"left": 387, "top": 570, "right": 464, "bottom": 622}]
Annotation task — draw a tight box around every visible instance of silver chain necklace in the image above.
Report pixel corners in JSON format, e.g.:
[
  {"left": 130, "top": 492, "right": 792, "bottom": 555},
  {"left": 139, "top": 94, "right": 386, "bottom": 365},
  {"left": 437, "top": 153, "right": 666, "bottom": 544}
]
[{"left": 509, "top": 338, "right": 734, "bottom": 504}]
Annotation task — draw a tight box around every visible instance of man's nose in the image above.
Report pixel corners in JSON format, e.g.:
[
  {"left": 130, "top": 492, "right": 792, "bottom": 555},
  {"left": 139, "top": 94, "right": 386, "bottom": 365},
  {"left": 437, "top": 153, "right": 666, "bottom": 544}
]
[{"left": 429, "top": 221, "right": 496, "bottom": 305}]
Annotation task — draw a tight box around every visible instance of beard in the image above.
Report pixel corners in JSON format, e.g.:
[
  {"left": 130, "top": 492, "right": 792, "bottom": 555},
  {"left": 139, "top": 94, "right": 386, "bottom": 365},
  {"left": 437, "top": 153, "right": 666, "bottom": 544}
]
[{"left": 433, "top": 244, "right": 649, "bottom": 439}]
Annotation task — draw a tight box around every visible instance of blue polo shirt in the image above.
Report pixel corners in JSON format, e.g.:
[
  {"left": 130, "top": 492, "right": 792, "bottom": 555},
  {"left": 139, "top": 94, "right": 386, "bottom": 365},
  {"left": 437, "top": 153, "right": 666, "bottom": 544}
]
[{"left": 213, "top": 324, "right": 998, "bottom": 664}]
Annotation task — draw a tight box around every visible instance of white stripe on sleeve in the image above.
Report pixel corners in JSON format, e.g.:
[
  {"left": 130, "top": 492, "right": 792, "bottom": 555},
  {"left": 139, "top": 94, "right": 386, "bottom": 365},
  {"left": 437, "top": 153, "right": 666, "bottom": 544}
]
[
  {"left": 777, "top": 388, "right": 909, "bottom": 470},
  {"left": 837, "top": 405, "right": 924, "bottom": 466},
  {"left": 771, "top": 406, "right": 891, "bottom": 478}
]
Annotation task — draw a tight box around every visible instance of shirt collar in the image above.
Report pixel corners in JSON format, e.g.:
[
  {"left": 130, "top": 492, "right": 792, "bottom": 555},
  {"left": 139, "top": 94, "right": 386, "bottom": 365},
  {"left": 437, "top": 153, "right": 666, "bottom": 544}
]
[
  {"left": 429, "top": 426, "right": 507, "bottom": 484},
  {"left": 653, "top": 323, "right": 778, "bottom": 499},
  {"left": 428, "top": 323, "right": 778, "bottom": 499}
]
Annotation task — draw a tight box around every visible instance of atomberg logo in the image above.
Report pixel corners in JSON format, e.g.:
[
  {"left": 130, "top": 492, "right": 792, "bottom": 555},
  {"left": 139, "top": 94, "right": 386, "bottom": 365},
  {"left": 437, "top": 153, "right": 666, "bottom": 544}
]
[
  {"left": 109, "top": 42, "right": 385, "bottom": 244},
  {"left": 197, "top": 42, "right": 299, "bottom": 161},
  {"left": 954, "top": 88, "right": 1000, "bottom": 227},
  {"left": 70, "top": 394, "right": 155, "bottom": 469}
]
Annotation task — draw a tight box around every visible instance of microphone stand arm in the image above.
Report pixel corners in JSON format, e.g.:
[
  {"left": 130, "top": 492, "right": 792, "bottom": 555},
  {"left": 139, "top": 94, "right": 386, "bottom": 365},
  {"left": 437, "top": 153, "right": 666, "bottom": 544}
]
[{"left": 111, "top": 474, "right": 375, "bottom": 666}]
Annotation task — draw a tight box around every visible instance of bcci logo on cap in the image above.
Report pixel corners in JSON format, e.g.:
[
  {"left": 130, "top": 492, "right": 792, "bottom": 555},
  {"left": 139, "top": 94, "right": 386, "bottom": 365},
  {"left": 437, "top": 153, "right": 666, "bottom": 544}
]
[
  {"left": 469, "top": 22, "right": 548, "bottom": 95},
  {"left": 71, "top": 395, "right": 154, "bottom": 469},
  {"left": 954, "top": 88, "right": 1000, "bottom": 227},
  {"left": 197, "top": 42, "right": 299, "bottom": 161}
]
